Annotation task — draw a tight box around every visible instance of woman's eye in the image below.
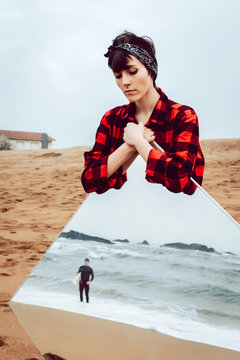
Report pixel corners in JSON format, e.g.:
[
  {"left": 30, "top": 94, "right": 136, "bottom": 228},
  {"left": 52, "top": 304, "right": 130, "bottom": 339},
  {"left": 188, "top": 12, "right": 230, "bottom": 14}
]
[{"left": 115, "top": 69, "right": 137, "bottom": 79}]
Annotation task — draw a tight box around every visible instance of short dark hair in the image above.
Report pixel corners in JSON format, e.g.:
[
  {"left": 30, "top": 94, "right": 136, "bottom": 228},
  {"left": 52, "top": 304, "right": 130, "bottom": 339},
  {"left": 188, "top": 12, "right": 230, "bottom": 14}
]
[
  {"left": 105, "top": 30, "right": 157, "bottom": 89},
  {"left": 85, "top": 258, "right": 89, "bottom": 262}
]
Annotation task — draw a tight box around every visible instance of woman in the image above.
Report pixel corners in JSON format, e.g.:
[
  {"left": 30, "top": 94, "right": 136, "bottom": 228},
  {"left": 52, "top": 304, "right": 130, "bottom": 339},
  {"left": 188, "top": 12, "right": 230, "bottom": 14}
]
[{"left": 81, "top": 30, "right": 205, "bottom": 195}]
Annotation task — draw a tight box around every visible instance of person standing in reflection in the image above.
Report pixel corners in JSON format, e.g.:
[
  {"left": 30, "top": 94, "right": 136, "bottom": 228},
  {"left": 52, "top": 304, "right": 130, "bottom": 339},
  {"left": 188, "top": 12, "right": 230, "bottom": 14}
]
[
  {"left": 77, "top": 258, "right": 94, "bottom": 303},
  {"left": 81, "top": 30, "right": 205, "bottom": 195}
]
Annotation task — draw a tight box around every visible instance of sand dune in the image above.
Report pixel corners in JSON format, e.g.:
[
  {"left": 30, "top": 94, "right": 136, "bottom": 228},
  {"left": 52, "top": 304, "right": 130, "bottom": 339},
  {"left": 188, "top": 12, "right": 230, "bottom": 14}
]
[
  {"left": 200, "top": 139, "right": 240, "bottom": 222},
  {"left": 0, "top": 139, "right": 239, "bottom": 359}
]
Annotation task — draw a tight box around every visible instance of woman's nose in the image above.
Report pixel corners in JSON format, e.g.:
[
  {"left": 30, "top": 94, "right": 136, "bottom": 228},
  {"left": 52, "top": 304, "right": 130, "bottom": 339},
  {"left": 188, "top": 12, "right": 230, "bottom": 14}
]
[{"left": 121, "top": 73, "right": 131, "bottom": 86}]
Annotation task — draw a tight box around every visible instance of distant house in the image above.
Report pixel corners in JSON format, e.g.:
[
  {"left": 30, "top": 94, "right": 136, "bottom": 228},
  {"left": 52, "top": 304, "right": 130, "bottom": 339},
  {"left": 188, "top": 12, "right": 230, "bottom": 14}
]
[{"left": 0, "top": 130, "right": 55, "bottom": 150}]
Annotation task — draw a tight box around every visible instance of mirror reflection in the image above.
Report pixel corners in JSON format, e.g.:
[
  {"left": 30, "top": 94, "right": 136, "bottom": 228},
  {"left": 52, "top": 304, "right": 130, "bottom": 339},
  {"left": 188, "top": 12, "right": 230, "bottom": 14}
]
[{"left": 9, "top": 156, "right": 240, "bottom": 359}]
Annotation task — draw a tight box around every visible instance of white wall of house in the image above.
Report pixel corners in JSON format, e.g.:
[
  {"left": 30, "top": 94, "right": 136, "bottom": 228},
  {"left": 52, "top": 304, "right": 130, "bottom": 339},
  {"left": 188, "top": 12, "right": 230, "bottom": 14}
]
[
  {"left": 0, "top": 133, "right": 8, "bottom": 143},
  {"left": 9, "top": 139, "right": 53, "bottom": 150}
]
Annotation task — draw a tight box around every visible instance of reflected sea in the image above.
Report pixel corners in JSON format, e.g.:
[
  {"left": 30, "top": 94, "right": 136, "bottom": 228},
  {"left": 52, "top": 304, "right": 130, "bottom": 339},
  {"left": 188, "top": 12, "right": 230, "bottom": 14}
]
[{"left": 13, "top": 236, "right": 240, "bottom": 352}]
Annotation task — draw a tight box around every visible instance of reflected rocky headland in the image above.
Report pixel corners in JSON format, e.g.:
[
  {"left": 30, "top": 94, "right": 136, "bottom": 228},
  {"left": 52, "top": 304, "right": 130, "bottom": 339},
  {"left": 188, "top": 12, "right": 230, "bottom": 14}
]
[{"left": 59, "top": 230, "right": 235, "bottom": 255}]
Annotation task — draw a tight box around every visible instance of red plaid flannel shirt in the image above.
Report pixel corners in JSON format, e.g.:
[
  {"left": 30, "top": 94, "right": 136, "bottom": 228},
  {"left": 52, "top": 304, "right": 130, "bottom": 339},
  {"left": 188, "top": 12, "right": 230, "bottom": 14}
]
[{"left": 81, "top": 86, "right": 205, "bottom": 195}]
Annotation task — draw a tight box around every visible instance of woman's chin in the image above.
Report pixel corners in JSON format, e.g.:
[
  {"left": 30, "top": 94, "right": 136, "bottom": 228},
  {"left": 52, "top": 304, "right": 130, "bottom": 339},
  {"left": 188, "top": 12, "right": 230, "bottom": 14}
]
[{"left": 125, "top": 92, "right": 139, "bottom": 101}]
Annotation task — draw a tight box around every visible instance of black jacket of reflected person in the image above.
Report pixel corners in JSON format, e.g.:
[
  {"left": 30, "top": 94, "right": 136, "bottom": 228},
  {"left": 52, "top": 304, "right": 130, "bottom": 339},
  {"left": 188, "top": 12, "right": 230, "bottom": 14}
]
[{"left": 78, "top": 265, "right": 94, "bottom": 284}]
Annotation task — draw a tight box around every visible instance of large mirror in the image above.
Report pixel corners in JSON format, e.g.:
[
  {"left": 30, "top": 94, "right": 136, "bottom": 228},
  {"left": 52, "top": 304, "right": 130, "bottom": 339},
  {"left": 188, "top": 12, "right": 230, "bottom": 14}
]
[{"left": 9, "top": 155, "right": 240, "bottom": 360}]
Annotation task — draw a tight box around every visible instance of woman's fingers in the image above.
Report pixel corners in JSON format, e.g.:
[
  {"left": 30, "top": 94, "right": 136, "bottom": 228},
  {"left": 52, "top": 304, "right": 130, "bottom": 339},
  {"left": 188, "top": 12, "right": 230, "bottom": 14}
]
[
  {"left": 143, "top": 127, "right": 155, "bottom": 143},
  {"left": 144, "top": 128, "right": 154, "bottom": 136},
  {"left": 123, "top": 123, "right": 155, "bottom": 146}
]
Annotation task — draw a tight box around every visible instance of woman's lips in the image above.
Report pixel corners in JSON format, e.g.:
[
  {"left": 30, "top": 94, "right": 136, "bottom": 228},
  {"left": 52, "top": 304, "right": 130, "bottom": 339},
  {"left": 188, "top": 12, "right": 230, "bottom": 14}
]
[{"left": 125, "top": 90, "right": 136, "bottom": 94}]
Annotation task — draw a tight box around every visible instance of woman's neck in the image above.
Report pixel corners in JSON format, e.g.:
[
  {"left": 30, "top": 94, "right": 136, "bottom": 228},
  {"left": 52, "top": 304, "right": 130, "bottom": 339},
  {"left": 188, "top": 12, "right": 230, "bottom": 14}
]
[{"left": 134, "top": 85, "right": 160, "bottom": 116}]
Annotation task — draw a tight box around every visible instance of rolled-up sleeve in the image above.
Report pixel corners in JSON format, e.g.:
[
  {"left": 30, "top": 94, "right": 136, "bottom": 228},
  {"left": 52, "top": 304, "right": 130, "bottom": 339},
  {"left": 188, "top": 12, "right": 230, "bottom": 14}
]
[
  {"left": 81, "top": 113, "right": 127, "bottom": 194},
  {"left": 145, "top": 108, "right": 202, "bottom": 195}
]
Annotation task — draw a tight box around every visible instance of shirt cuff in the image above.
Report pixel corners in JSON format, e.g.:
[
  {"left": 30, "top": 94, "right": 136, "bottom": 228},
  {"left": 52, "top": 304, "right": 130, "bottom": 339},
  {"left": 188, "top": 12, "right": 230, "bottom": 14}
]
[{"left": 145, "top": 148, "right": 169, "bottom": 183}]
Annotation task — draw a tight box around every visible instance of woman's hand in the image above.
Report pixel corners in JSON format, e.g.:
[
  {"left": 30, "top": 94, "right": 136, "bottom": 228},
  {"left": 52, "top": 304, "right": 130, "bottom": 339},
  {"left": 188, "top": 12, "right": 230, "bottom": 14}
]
[
  {"left": 143, "top": 126, "right": 155, "bottom": 144},
  {"left": 123, "top": 122, "right": 155, "bottom": 147}
]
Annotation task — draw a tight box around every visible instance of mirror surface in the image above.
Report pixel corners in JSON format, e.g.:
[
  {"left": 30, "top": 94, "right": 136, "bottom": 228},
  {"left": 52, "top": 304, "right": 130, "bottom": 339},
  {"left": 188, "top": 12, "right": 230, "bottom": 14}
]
[{"left": 9, "top": 156, "right": 240, "bottom": 359}]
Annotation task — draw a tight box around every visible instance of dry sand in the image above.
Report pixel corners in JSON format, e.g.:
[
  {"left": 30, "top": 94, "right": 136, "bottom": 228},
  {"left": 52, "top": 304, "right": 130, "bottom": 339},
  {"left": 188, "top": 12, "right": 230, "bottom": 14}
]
[{"left": 0, "top": 139, "right": 239, "bottom": 359}]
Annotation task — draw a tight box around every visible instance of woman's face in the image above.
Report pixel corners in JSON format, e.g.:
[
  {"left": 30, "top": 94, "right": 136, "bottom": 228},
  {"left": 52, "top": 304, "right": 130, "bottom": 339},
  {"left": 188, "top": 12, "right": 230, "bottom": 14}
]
[{"left": 113, "top": 55, "right": 154, "bottom": 101}]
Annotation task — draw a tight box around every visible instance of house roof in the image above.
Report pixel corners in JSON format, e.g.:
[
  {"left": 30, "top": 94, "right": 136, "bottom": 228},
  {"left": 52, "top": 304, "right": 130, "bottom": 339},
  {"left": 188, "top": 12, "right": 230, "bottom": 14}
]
[{"left": 0, "top": 130, "right": 55, "bottom": 141}]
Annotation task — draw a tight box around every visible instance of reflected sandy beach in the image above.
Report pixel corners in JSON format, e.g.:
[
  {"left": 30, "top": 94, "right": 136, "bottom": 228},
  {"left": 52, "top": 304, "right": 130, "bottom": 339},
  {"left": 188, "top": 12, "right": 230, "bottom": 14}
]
[{"left": 10, "top": 302, "right": 240, "bottom": 360}]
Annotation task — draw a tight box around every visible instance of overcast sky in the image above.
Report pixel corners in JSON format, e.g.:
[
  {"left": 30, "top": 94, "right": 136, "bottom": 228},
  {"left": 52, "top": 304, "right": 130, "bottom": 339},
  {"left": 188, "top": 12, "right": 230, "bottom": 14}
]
[{"left": 1, "top": 0, "right": 239, "bottom": 148}]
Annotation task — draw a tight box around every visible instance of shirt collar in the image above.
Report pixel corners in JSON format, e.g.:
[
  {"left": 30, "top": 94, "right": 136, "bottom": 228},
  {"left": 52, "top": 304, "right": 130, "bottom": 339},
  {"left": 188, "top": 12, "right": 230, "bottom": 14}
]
[{"left": 122, "top": 86, "right": 168, "bottom": 125}]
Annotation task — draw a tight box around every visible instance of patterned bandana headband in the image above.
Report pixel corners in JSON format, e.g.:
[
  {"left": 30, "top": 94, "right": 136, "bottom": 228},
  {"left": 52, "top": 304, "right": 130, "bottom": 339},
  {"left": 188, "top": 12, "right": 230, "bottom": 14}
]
[{"left": 104, "top": 43, "right": 158, "bottom": 78}]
